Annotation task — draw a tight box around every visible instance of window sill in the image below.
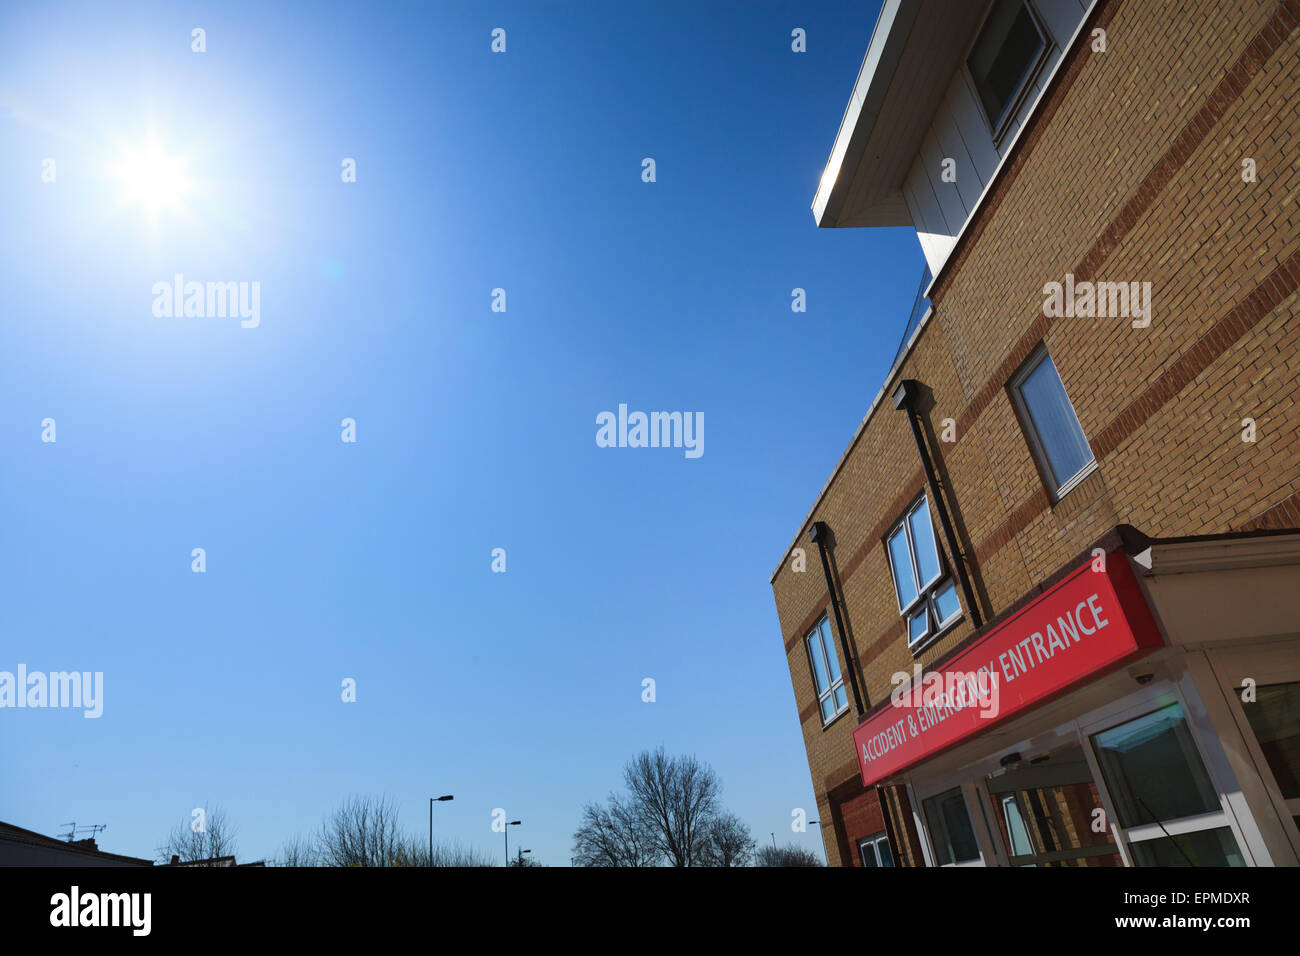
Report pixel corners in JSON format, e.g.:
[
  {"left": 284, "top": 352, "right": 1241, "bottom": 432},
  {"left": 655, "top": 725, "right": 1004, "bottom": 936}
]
[
  {"left": 1049, "top": 458, "right": 1099, "bottom": 506},
  {"left": 820, "top": 706, "right": 851, "bottom": 732}
]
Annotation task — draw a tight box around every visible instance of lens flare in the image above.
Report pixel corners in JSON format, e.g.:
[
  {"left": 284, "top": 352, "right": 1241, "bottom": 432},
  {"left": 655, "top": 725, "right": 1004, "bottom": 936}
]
[{"left": 110, "top": 133, "right": 192, "bottom": 219}]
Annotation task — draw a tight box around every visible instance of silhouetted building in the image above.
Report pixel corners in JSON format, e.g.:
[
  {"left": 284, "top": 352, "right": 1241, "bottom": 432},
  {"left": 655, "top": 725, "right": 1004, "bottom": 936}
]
[{"left": 0, "top": 821, "right": 152, "bottom": 867}]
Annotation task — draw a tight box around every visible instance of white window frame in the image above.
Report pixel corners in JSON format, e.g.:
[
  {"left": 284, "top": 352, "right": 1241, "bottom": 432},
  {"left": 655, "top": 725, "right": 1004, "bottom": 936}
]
[
  {"left": 884, "top": 496, "right": 963, "bottom": 651},
  {"left": 915, "top": 781, "right": 991, "bottom": 867},
  {"left": 1079, "top": 693, "right": 1250, "bottom": 867},
  {"left": 857, "top": 832, "right": 892, "bottom": 867},
  {"left": 904, "top": 674, "right": 1263, "bottom": 867},
  {"left": 805, "top": 616, "right": 849, "bottom": 727},
  {"left": 1009, "top": 345, "right": 1097, "bottom": 501},
  {"left": 964, "top": 0, "right": 1054, "bottom": 145},
  {"left": 1200, "top": 643, "right": 1300, "bottom": 864},
  {"left": 999, "top": 791, "right": 1036, "bottom": 859}
]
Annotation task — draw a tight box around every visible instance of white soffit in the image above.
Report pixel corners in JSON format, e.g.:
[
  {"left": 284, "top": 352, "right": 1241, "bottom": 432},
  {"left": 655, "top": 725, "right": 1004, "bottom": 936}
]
[{"left": 813, "top": 0, "right": 989, "bottom": 229}]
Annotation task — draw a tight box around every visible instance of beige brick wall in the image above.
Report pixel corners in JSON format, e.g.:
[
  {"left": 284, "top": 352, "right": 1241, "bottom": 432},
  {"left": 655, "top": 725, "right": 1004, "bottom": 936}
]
[{"left": 774, "top": 0, "right": 1300, "bottom": 866}]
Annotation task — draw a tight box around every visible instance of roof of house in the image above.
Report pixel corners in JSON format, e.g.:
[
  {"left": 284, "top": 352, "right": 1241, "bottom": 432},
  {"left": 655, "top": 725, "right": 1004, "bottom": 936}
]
[
  {"left": 0, "top": 820, "right": 153, "bottom": 866},
  {"left": 161, "top": 855, "right": 266, "bottom": 867}
]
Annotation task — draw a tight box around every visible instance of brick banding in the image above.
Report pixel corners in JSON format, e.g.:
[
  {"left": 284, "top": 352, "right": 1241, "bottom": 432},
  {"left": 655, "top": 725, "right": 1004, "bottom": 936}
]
[{"left": 783, "top": 0, "right": 1300, "bottom": 742}]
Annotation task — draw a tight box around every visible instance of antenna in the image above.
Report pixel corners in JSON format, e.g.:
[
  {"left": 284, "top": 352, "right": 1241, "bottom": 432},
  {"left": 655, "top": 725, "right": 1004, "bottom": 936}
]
[{"left": 58, "top": 822, "right": 108, "bottom": 843}]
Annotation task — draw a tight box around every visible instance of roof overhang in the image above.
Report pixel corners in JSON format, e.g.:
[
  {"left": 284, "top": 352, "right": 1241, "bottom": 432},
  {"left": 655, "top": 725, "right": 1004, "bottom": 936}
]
[
  {"left": 812, "top": 0, "right": 991, "bottom": 229},
  {"left": 1133, "top": 530, "right": 1300, "bottom": 649}
]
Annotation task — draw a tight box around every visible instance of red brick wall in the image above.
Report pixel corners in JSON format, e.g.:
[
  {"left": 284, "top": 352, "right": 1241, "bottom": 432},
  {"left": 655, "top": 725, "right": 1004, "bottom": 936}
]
[{"left": 826, "top": 784, "right": 886, "bottom": 867}]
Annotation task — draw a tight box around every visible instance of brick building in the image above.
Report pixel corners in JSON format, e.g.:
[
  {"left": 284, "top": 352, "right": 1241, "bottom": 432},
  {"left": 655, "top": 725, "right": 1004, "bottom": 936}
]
[{"left": 772, "top": 0, "right": 1300, "bottom": 867}]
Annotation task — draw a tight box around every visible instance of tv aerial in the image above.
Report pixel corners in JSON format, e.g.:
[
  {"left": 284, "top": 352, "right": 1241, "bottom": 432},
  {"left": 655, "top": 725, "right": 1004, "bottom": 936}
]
[{"left": 58, "top": 822, "right": 107, "bottom": 842}]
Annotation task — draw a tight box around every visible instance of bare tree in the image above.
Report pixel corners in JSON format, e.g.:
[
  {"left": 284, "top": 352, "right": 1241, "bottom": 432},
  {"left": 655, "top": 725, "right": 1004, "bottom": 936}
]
[
  {"left": 272, "top": 833, "right": 320, "bottom": 867},
  {"left": 290, "top": 797, "right": 494, "bottom": 867},
  {"left": 315, "top": 795, "right": 402, "bottom": 867},
  {"left": 757, "top": 843, "right": 823, "bottom": 867},
  {"left": 388, "top": 834, "right": 496, "bottom": 868},
  {"left": 697, "top": 811, "right": 756, "bottom": 867},
  {"left": 623, "top": 747, "right": 721, "bottom": 867},
  {"left": 157, "top": 804, "right": 238, "bottom": 864},
  {"left": 571, "top": 795, "right": 660, "bottom": 867},
  {"left": 426, "top": 840, "right": 497, "bottom": 868}
]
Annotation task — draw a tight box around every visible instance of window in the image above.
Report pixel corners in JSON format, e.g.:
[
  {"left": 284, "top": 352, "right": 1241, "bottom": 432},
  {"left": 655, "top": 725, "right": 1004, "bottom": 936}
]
[
  {"left": 805, "top": 616, "right": 849, "bottom": 725},
  {"left": 1010, "top": 347, "right": 1096, "bottom": 498},
  {"left": 967, "top": 0, "right": 1051, "bottom": 140},
  {"left": 885, "top": 497, "right": 962, "bottom": 649},
  {"left": 1238, "top": 680, "right": 1300, "bottom": 828},
  {"left": 1000, "top": 793, "right": 1035, "bottom": 860},
  {"left": 858, "top": 832, "right": 893, "bottom": 868},
  {"left": 1090, "top": 703, "right": 1246, "bottom": 866},
  {"left": 922, "top": 787, "right": 981, "bottom": 865}
]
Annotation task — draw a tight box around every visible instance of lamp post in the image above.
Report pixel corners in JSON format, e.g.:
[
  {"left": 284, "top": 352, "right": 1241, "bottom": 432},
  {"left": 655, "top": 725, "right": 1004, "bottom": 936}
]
[
  {"left": 515, "top": 848, "right": 532, "bottom": 867},
  {"left": 430, "top": 795, "right": 453, "bottom": 866},
  {"left": 504, "top": 819, "right": 521, "bottom": 867}
]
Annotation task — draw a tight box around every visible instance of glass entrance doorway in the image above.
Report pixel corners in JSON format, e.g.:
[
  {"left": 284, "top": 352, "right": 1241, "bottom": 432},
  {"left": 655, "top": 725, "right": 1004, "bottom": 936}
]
[
  {"left": 908, "top": 678, "right": 1261, "bottom": 866},
  {"left": 1209, "top": 641, "right": 1300, "bottom": 861},
  {"left": 983, "top": 743, "right": 1124, "bottom": 867}
]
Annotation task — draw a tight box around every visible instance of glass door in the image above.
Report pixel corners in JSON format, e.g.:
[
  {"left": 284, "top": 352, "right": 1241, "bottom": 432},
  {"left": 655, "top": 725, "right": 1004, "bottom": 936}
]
[
  {"left": 919, "top": 785, "right": 984, "bottom": 866},
  {"left": 1237, "top": 682, "right": 1300, "bottom": 825},
  {"left": 1208, "top": 642, "right": 1300, "bottom": 859},
  {"left": 983, "top": 743, "right": 1124, "bottom": 867},
  {"left": 1086, "top": 701, "right": 1246, "bottom": 866}
]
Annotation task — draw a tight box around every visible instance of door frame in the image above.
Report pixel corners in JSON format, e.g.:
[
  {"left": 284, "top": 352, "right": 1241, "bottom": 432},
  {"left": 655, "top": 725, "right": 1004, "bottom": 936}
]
[
  {"left": 903, "top": 674, "right": 1262, "bottom": 866},
  {"left": 1201, "top": 639, "right": 1300, "bottom": 863}
]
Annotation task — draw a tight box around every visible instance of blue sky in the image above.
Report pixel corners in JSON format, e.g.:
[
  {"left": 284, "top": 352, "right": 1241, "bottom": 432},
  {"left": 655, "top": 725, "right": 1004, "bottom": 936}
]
[{"left": 0, "top": 0, "right": 925, "bottom": 866}]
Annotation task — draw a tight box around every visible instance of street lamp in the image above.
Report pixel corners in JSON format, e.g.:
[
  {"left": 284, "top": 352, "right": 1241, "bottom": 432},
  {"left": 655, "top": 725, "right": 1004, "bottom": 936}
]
[
  {"left": 515, "top": 848, "right": 532, "bottom": 867},
  {"left": 504, "top": 819, "right": 521, "bottom": 866},
  {"left": 430, "top": 795, "right": 453, "bottom": 866}
]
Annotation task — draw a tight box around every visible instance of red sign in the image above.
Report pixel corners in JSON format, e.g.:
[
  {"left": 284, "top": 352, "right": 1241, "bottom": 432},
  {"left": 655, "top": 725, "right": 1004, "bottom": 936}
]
[{"left": 852, "top": 549, "right": 1162, "bottom": 786}]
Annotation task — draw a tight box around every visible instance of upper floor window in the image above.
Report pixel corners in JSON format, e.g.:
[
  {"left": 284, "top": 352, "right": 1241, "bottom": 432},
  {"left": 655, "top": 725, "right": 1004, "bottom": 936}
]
[
  {"left": 886, "top": 497, "right": 962, "bottom": 649},
  {"left": 1009, "top": 347, "right": 1096, "bottom": 499},
  {"left": 967, "top": 0, "right": 1051, "bottom": 140},
  {"left": 805, "top": 616, "right": 849, "bottom": 725}
]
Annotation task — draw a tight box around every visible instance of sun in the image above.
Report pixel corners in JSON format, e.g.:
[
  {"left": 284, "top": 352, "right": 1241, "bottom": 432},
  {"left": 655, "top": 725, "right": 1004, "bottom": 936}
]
[{"left": 110, "top": 133, "right": 193, "bottom": 219}]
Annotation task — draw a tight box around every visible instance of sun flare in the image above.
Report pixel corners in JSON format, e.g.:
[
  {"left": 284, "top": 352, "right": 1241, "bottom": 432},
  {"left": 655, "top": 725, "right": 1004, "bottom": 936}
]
[{"left": 110, "top": 133, "right": 193, "bottom": 219}]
